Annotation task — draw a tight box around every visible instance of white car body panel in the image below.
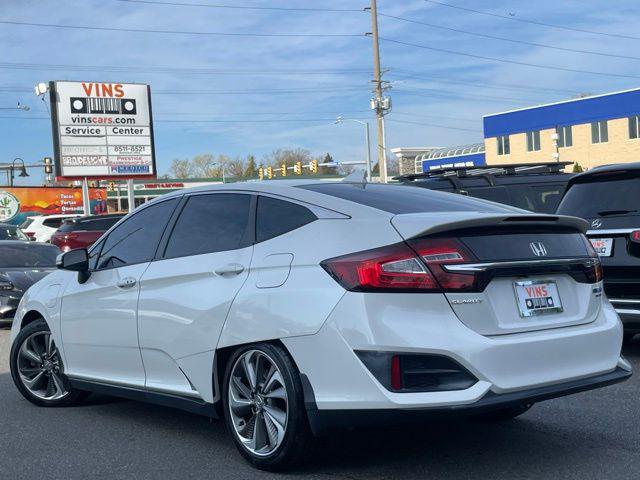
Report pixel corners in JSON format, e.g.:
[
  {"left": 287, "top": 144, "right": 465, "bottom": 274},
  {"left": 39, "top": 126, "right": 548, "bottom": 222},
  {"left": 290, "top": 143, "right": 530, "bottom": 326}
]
[{"left": 9, "top": 180, "right": 628, "bottom": 418}]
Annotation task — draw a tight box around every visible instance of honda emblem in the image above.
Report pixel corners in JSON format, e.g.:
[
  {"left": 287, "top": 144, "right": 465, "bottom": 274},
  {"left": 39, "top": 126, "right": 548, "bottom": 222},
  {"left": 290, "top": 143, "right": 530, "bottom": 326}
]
[
  {"left": 530, "top": 242, "right": 548, "bottom": 257},
  {"left": 591, "top": 219, "right": 602, "bottom": 229}
]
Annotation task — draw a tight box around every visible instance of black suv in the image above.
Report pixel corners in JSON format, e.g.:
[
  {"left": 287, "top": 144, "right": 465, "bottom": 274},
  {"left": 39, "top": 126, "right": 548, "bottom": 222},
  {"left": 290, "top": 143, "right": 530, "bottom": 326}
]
[
  {"left": 396, "top": 162, "right": 574, "bottom": 213},
  {"left": 557, "top": 163, "right": 640, "bottom": 343}
]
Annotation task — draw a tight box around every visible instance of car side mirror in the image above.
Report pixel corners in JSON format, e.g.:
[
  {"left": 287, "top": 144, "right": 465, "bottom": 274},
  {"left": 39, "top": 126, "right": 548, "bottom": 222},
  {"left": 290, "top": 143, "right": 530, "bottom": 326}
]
[{"left": 57, "top": 249, "right": 91, "bottom": 283}]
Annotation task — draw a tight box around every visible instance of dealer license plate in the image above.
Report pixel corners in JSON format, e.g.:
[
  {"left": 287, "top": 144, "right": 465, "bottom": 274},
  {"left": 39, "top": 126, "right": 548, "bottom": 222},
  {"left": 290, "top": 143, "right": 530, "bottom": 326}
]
[
  {"left": 514, "top": 280, "right": 563, "bottom": 317},
  {"left": 590, "top": 238, "right": 613, "bottom": 257}
]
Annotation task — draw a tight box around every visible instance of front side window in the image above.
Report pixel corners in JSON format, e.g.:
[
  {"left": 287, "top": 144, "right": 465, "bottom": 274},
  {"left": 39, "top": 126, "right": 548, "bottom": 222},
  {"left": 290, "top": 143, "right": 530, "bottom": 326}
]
[
  {"left": 591, "top": 121, "right": 608, "bottom": 143},
  {"left": 256, "top": 196, "right": 317, "bottom": 243},
  {"left": 629, "top": 116, "right": 640, "bottom": 139},
  {"left": 497, "top": 135, "right": 510, "bottom": 155},
  {"left": 526, "top": 130, "right": 541, "bottom": 152},
  {"left": 557, "top": 126, "right": 573, "bottom": 148},
  {"left": 164, "top": 193, "right": 252, "bottom": 258},
  {"left": 96, "top": 199, "right": 178, "bottom": 269}
]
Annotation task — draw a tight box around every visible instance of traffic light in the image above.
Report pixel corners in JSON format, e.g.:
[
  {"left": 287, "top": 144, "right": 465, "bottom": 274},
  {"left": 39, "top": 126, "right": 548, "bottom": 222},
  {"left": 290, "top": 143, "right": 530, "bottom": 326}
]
[
  {"left": 258, "top": 167, "right": 264, "bottom": 180},
  {"left": 267, "top": 166, "right": 273, "bottom": 179},
  {"left": 310, "top": 160, "right": 318, "bottom": 174},
  {"left": 294, "top": 161, "right": 302, "bottom": 175},
  {"left": 43, "top": 157, "right": 53, "bottom": 174},
  {"left": 280, "top": 162, "right": 287, "bottom": 177}
]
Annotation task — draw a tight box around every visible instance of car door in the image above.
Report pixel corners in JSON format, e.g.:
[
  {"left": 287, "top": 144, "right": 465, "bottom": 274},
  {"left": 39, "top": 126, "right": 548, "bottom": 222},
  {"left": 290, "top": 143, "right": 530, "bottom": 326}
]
[
  {"left": 136, "top": 192, "right": 254, "bottom": 401},
  {"left": 59, "top": 198, "right": 179, "bottom": 387}
]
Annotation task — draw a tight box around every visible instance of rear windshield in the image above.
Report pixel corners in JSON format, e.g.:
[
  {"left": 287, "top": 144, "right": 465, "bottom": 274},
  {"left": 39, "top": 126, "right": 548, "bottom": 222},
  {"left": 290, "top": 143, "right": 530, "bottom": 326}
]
[
  {"left": 298, "top": 183, "right": 516, "bottom": 214},
  {"left": 0, "top": 244, "right": 60, "bottom": 268},
  {"left": 58, "top": 216, "right": 122, "bottom": 233},
  {"left": 557, "top": 176, "right": 640, "bottom": 218},
  {"left": 20, "top": 218, "right": 36, "bottom": 229}
]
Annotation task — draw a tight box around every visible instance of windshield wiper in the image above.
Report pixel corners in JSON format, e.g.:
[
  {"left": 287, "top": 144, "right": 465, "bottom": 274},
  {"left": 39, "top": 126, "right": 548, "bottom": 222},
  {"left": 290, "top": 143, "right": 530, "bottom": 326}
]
[{"left": 596, "top": 209, "right": 638, "bottom": 216}]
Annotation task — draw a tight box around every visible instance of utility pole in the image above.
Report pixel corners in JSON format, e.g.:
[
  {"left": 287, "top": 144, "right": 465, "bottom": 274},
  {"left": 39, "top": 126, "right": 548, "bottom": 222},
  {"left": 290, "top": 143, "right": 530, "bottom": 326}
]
[{"left": 368, "top": 0, "right": 388, "bottom": 182}]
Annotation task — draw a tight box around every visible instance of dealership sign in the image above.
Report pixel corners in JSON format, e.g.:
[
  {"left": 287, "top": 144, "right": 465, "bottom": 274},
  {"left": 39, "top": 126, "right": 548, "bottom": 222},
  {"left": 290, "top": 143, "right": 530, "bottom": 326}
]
[{"left": 49, "top": 81, "right": 157, "bottom": 179}]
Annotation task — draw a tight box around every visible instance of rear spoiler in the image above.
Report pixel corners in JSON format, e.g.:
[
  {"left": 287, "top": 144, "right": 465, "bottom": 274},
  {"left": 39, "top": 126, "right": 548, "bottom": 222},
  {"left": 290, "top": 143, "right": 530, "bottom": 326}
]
[{"left": 391, "top": 213, "right": 589, "bottom": 240}]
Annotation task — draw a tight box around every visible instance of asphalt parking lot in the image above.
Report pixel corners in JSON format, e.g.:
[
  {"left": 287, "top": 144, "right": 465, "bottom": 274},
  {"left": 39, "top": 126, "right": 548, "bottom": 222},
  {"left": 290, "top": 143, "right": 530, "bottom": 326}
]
[{"left": 0, "top": 327, "right": 638, "bottom": 480}]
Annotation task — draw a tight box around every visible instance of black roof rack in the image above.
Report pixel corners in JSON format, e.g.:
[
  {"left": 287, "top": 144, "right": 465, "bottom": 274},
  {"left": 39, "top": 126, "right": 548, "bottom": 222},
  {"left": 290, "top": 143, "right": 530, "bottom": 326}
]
[{"left": 395, "top": 161, "right": 573, "bottom": 182}]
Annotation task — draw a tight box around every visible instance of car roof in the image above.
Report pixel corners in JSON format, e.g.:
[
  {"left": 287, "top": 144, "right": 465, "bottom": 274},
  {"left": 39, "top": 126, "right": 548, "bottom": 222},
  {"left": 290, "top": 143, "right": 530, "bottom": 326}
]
[
  {"left": 68, "top": 213, "right": 127, "bottom": 222},
  {"left": 0, "top": 240, "right": 57, "bottom": 247},
  {"left": 565, "top": 162, "right": 640, "bottom": 189},
  {"left": 30, "top": 214, "right": 82, "bottom": 219}
]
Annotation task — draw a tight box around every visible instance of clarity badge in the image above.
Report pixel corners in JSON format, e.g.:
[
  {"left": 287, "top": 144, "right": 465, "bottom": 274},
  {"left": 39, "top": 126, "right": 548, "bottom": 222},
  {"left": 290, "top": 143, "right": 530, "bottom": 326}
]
[{"left": 0, "top": 191, "right": 20, "bottom": 222}]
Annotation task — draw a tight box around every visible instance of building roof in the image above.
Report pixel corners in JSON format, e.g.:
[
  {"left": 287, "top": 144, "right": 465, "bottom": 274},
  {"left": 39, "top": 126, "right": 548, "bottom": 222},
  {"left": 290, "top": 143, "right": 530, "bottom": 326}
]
[
  {"left": 483, "top": 87, "right": 640, "bottom": 138},
  {"left": 416, "top": 143, "right": 485, "bottom": 161}
]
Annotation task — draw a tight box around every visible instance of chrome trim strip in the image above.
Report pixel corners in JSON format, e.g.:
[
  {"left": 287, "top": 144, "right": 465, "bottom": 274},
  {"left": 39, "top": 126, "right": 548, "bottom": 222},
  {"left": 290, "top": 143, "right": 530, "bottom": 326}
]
[
  {"left": 586, "top": 228, "right": 635, "bottom": 236},
  {"left": 615, "top": 308, "right": 640, "bottom": 316},
  {"left": 609, "top": 298, "right": 640, "bottom": 305},
  {"left": 443, "top": 258, "right": 596, "bottom": 273}
]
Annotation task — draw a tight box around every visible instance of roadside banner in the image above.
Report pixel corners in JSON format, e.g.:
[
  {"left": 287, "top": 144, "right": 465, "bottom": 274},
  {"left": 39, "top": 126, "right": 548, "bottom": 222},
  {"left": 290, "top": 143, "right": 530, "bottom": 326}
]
[{"left": 49, "top": 81, "right": 156, "bottom": 179}]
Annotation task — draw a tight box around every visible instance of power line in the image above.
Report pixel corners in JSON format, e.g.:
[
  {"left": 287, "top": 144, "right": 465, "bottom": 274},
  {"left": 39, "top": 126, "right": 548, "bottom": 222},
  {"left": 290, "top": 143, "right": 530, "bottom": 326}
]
[
  {"left": 379, "top": 13, "right": 640, "bottom": 61},
  {"left": 0, "top": 19, "right": 363, "bottom": 37},
  {"left": 0, "top": 85, "right": 369, "bottom": 95},
  {"left": 0, "top": 115, "right": 483, "bottom": 132},
  {"left": 395, "top": 87, "right": 531, "bottom": 105},
  {"left": 109, "top": 0, "right": 364, "bottom": 12},
  {"left": 390, "top": 70, "right": 579, "bottom": 95},
  {"left": 380, "top": 37, "right": 640, "bottom": 80},
  {"left": 386, "top": 119, "right": 482, "bottom": 133},
  {"left": 0, "top": 61, "right": 371, "bottom": 76},
  {"left": 424, "top": 0, "right": 640, "bottom": 41}
]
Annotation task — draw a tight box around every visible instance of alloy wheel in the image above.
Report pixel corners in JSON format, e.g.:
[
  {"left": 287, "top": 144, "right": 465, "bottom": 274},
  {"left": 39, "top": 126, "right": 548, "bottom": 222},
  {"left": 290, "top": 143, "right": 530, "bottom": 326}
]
[
  {"left": 228, "top": 349, "right": 289, "bottom": 457},
  {"left": 17, "top": 331, "right": 69, "bottom": 401}
]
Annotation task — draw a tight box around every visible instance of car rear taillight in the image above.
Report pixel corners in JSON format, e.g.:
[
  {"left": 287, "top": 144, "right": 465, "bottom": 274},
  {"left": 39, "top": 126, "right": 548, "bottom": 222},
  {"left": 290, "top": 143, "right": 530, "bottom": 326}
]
[
  {"left": 631, "top": 230, "right": 640, "bottom": 243},
  {"left": 24, "top": 231, "right": 35, "bottom": 238},
  {"left": 582, "top": 235, "right": 604, "bottom": 283},
  {"left": 406, "top": 237, "right": 479, "bottom": 291},
  {"left": 321, "top": 242, "right": 440, "bottom": 292},
  {"left": 321, "top": 237, "right": 479, "bottom": 293}
]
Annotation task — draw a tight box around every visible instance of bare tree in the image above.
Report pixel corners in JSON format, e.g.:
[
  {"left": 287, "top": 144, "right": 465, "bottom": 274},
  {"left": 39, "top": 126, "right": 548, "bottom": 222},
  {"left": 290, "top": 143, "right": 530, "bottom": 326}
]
[
  {"left": 169, "top": 158, "right": 193, "bottom": 179},
  {"left": 191, "top": 154, "right": 217, "bottom": 178}
]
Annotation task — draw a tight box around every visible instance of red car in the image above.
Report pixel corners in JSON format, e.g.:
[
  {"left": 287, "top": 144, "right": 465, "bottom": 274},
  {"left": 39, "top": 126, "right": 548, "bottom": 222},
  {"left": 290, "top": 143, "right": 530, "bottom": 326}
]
[{"left": 50, "top": 214, "right": 125, "bottom": 251}]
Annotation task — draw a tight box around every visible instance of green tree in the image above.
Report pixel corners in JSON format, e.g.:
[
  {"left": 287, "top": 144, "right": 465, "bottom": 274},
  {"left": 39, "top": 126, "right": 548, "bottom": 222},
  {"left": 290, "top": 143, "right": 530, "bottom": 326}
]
[{"left": 244, "top": 155, "right": 258, "bottom": 178}]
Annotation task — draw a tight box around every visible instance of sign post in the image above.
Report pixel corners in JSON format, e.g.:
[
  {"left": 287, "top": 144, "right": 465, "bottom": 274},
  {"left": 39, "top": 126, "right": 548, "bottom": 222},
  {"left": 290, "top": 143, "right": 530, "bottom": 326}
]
[
  {"left": 49, "top": 81, "right": 156, "bottom": 181},
  {"left": 81, "top": 178, "right": 90, "bottom": 216}
]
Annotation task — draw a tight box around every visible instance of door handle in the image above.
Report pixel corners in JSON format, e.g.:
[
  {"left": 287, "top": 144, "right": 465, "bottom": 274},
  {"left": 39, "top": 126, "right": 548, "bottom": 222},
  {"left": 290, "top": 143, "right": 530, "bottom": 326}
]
[
  {"left": 214, "top": 263, "right": 245, "bottom": 276},
  {"left": 116, "top": 277, "right": 137, "bottom": 289}
]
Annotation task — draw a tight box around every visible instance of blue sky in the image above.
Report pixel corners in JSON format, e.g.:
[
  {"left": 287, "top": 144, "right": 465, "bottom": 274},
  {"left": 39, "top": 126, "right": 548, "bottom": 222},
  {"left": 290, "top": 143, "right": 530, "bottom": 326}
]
[{"left": 1, "top": 0, "right": 640, "bottom": 184}]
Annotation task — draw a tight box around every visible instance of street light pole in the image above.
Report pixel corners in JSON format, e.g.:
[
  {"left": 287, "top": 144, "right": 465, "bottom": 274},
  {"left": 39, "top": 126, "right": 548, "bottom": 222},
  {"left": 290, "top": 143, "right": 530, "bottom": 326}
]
[
  {"left": 335, "top": 117, "right": 372, "bottom": 181},
  {"left": 9, "top": 158, "right": 29, "bottom": 187}
]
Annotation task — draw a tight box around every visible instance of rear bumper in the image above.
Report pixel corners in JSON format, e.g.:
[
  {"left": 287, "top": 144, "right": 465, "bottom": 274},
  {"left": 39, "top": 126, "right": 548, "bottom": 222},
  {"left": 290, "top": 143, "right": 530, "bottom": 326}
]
[{"left": 306, "top": 365, "right": 632, "bottom": 433}]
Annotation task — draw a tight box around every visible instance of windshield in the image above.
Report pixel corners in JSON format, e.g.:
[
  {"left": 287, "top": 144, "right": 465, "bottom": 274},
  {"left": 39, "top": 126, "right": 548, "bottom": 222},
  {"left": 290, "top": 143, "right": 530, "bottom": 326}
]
[
  {"left": 20, "top": 218, "right": 36, "bottom": 230},
  {"left": 0, "top": 244, "right": 60, "bottom": 268},
  {"left": 0, "top": 226, "right": 28, "bottom": 241},
  {"left": 557, "top": 176, "right": 640, "bottom": 218},
  {"left": 298, "top": 183, "right": 517, "bottom": 214}
]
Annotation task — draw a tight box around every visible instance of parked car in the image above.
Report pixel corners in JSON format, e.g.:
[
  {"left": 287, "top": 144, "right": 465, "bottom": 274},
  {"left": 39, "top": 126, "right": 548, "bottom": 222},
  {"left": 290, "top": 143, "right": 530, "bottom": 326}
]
[
  {"left": 20, "top": 214, "right": 82, "bottom": 242},
  {"left": 0, "top": 223, "right": 30, "bottom": 241},
  {"left": 9, "top": 181, "right": 630, "bottom": 470},
  {"left": 557, "top": 162, "right": 640, "bottom": 343},
  {"left": 0, "top": 241, "right": 59, "bottom": 324},
  {"left": 396, "top": 161, "right": 574, "bottom": 213},
  {"left": 50, "top": 213, "right": 125, "bottom": 252}
]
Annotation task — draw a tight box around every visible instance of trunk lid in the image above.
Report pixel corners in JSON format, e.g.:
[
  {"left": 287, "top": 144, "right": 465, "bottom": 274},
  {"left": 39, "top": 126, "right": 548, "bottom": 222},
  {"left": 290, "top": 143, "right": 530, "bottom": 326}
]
[{"left": 392, "top": 212, "right": 600, "bottom": 336}]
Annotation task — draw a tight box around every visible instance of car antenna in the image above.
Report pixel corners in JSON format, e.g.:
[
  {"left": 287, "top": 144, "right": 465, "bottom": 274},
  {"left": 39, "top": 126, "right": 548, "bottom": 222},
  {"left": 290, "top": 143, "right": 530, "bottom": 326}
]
[{"left": 342, "top": 169, "right": 367, "bottom": 184}]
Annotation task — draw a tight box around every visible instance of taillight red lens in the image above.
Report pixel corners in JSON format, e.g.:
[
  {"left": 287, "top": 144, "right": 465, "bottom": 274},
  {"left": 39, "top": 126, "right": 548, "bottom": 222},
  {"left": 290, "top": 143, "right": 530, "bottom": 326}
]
[
  {"left": 391, "top": 355, "right": 402, "bottom": 391},
  {"left": 407, "top": 237, "right": 480, "bottom": 291},
  {"left": 321, "top": 242, "right": 440, "bottom": 292},
  {"left": 631, "top": 230, "right": 640, "bottom": 243}
]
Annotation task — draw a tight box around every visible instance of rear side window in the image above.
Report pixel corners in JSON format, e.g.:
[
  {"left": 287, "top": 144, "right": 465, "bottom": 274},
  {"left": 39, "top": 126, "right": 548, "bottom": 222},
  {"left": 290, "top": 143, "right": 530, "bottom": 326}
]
[
  {"left": 42, "top": 218, "right": 64, "bottom": 228},
  {"left": 558, "top": 175, "right": 640, "bottom": 218},
  {"left": 165, "top": 193, "right": 252, "bottom": 258},
  {"left": 467, "top": 187, "right": 511, "bottom": 206},
  {"left": 299, "top": 183, "right": 515, "bottom": 214},
  {"left": 97, "top": 199, "right": 178, "bottom": 269},
  {"left": 20, "top": 218, "right": 35, "bottom": 229},
  {"left": 256, "top": 196, "right": 317, "bottom": 243}
]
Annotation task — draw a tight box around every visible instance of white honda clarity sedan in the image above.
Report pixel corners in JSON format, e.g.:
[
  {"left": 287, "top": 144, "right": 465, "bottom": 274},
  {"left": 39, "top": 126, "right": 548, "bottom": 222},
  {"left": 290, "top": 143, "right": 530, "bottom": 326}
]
[{"left": 9, "top": 180, "right": 631, "bottom": 470}]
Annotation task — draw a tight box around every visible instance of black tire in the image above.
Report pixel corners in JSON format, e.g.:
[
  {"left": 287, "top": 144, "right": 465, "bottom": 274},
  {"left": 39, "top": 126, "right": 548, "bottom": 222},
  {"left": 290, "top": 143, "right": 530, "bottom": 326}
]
[
  {"left": 10, "top": 319, "right": 89, "bottom": 407},
  {"left": 623, "top": 332, "right": 636, "bottom": 345},
  {"left": 473, "top": 403, "right": 533, "bottom": 421},
  {"left": 222, "top": 342, "right": 312, "bottom": 471}
]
